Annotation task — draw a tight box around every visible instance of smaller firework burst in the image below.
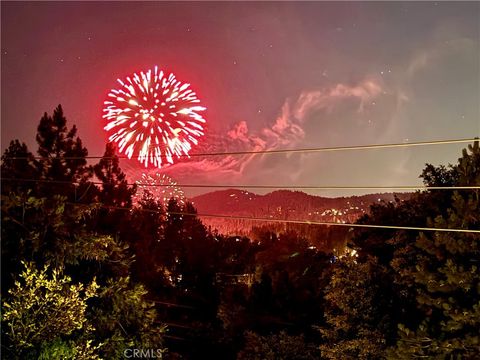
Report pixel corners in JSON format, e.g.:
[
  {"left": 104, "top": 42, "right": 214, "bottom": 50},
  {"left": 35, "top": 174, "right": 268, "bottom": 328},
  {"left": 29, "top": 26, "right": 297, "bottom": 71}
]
[{"left": 134, "top": 173, "right": 186, "bottom": 206}]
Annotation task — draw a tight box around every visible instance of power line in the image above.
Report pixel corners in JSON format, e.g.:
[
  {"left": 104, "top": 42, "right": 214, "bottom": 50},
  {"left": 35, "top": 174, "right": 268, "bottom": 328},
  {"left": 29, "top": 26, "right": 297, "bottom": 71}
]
[
  {"left": 136, "top": 185, "right": 479, "bottom": 191},
  {"left": 64, "top": 202, "right": 480, "bottom": 235},
  {"left": 3, "top": 177, "right": 479, "bottom": 232},
  {"left": 3, "top": 137, "right": 478, "bottom": 161},
  {"left": 2, "top": 177, "right": 479, "bottom": 191},
  {"left": 2, "top": 178, "right": 478, "bottom": 233},
  {"left": 170, "top": 211, "right": 480, "bottom": 234},
  {"left": 3, "top": 177, "right": 479, "bottom": 233}
]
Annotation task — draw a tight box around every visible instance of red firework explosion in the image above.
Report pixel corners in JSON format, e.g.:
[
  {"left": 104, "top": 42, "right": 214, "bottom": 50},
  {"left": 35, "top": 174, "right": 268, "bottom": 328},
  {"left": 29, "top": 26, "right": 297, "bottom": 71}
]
[
  {"left": 134, "top": 173, "right": 186, "bottom": 206},
  {"left": 103, "top": 66, "right": 206, "bottom": 168}
]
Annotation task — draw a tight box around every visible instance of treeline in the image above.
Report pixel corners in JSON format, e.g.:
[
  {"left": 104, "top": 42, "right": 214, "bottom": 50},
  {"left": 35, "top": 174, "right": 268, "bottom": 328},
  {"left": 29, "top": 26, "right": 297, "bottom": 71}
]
[{"left": 1, "top": 105, "right": 479, "bottom": 359}]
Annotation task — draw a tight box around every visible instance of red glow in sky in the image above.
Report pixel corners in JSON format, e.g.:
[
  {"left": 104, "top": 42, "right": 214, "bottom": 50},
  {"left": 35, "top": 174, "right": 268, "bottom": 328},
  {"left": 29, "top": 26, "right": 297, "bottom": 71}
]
[{"left": 2, "top": 2, "right": 478, "bottom": 197}]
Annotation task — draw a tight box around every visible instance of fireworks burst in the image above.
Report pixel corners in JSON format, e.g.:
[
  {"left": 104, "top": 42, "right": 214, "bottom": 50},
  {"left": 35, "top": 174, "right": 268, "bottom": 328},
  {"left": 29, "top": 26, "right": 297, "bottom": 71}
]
[
  {"left": 103, "top": 66, "right": 206, "bottom": 168},
  {"left": 134, "top": 173, "right": 186, "bottom": 206}
]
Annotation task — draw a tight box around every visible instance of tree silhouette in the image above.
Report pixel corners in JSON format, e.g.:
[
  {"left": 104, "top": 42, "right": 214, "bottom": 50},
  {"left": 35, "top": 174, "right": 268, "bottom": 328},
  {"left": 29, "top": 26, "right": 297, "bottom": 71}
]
[
  {"left": 318, "top": 256, "right": 392, "bottom": 359},
  {"left": 90, "top": 142, "right": 136, "bottom": 234},
  {"left": 93, "top": 142, "right": 135, "bottom": 208},
  {"left": 391, "top": 142, "right": 480, "bottom": 358},
  {"left": 2, "top": 106, "right": 166, "bottom": 359},
  {"left": 35, "top": 105, "right": 89, "bottom": 199},
  {"left": 1, "top": 140, "right": 39, "bottom": 195}
]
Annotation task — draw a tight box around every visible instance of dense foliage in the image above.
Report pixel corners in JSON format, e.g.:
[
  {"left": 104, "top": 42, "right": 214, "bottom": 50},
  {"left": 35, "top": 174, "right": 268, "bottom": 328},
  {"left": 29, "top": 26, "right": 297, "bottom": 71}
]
[{"left": 1, "top": 105, "right": 479, "bottom": 359}]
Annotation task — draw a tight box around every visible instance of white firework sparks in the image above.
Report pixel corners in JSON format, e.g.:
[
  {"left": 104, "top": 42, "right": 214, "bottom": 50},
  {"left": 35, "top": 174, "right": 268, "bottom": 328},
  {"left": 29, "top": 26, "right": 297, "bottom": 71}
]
[
  {"left": 103, "top": 66, "right": 206, "bottom": 168},
  {"left": 134, "top": 172, "right": 186, "bottom": 206}
]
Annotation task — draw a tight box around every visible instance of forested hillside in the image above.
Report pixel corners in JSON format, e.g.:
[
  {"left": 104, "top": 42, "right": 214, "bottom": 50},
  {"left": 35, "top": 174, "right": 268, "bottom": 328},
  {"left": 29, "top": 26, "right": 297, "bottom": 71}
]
[{"left": 2, "top": 106, "right": 479, "bottom": 359}]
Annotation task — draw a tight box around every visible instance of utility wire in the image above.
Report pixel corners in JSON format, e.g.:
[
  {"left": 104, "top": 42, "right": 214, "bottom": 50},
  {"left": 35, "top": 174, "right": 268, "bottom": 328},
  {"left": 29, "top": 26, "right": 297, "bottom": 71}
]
[
  {"left": 64, "top": 202, "right": 480, "bottom": 235},
  {"left": 170, "top": 211, "right": 480, "bottom": 234},
  {"left": 3, "top": 177, "right": 479, "bottom": 232},
  {"left": 2, "top": 177, "right": 479, "bottom": 191},
  {"left": 3, "top": 137, "right": 478, "bottom": 161}
]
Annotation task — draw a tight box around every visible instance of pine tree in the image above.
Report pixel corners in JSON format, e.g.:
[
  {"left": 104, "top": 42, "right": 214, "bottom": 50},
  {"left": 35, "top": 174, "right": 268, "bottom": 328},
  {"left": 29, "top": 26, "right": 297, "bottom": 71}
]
[
  {"left": 390, "top": 142, "right": 480, "bottom": 358},
  {"left": 93, "top": 142, "right": 135, "bottom": 208},
  {"left": 318, "top": 256, "right": 392, "bottom": 359},
  {"left": 90, "top": 142, "right": 136, "bottom": 234},
  {"left": 126, "top": 194, "right": 168, "bottom": 290},
  {"left": 1, "top": 191, "right": 133, "bottom": 289},
  {"left": 1, "top": 140, "right": 39, "bottom": 195},
  {"left": 89, "top": 277, "right": 167, "bottom": 359},
  {"left": 161, "top": 200, "right": 218, "bottom": 293},
  {"left": 2, "top": 108, "right": 167, "bottom": 358},
  {"left": 35, "top": 105, "right": 89, "bottom": 199}
]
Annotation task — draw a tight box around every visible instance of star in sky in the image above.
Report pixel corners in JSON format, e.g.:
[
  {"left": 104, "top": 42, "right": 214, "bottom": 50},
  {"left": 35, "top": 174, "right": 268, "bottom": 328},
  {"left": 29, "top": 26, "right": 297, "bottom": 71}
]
[{"left": 1, "top": 1, "right": 478, "bottom": 197}]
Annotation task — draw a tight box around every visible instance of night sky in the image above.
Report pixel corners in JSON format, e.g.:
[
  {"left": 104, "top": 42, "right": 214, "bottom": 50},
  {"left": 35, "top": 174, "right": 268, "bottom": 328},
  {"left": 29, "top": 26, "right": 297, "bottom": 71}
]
[{"left": 2, "top": 2, "right": 479, "bottom": 197}]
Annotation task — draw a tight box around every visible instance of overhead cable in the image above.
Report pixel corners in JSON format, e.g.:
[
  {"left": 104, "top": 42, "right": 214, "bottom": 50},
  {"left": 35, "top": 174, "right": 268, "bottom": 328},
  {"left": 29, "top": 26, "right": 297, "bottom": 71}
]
[
  {"left": 2, "top": 177, "right": 478, "bottom": 191},
  {"left": 3, "top": 137, "right": 477, "bottom": 161},
  {"left": 64, "top": 202, "right": 480, "bottom": 235}
]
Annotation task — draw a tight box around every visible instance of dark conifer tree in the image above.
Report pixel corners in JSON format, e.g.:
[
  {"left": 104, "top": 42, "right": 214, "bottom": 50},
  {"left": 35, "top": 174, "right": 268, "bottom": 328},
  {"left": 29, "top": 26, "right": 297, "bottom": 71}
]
[
  {"left": 93, "top": 142, "right": 136, "bottom": 208},
  {"left": 35, "top": 105, "right": 90, "bottom": 199},
  {"left": 318, "top": 256, "right": 392, "bottom": 359},
  {"left": 90, "top": 142, "right": 136, "bottom": 234},
  {"left": 1, "top": 140, "right": 39, "bottom": 195},
  {"left": 1, "top": 108, "right": 166, "bottom": 358},
  {"left": 391, "top": 142, "right": 480, "bottom": 358},
  {"left": 125, "top": 193, "right": 168, "bottom": 292}
]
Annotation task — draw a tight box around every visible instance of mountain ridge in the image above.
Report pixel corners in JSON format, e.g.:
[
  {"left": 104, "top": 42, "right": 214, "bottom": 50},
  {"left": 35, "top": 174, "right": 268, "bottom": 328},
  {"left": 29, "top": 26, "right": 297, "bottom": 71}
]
[{"left": 190, "top": 189, "right": 412, "bottom": 235}]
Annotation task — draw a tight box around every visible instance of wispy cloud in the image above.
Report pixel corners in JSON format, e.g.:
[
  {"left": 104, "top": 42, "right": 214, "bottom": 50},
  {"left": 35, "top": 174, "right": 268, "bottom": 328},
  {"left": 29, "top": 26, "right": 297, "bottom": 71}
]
[
  {"left": 295, "top": 79, "right": 383, "bottom": 116},
  {"left": 145, "top": 78, "right": 384, "bottom": 184}
]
